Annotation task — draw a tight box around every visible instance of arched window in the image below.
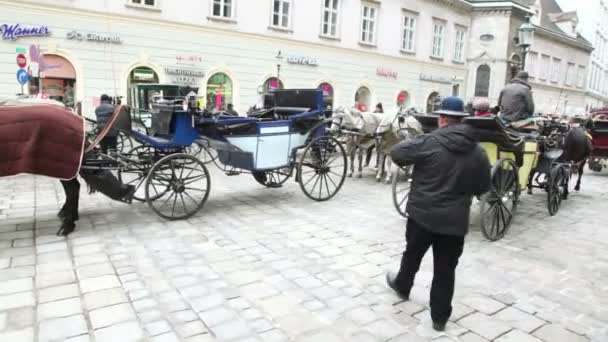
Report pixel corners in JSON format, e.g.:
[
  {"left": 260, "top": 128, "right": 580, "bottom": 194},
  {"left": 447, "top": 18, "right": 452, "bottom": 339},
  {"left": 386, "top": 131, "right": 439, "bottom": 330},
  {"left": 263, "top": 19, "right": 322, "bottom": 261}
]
[
  {"left": 30, "top": 54, "right": 77, "bottom": 108},
  {"left": 355, "top": 86, "right": 371, "bottom": 111},
  {"left": 474, "top": 64, "right": 491, "bottom": 97},
  {"left": 127, "top": 66, "right": 159, "bottom": 108},
  {"left": 426, "top": 92, "right": 440, "bottom": 114},
  {"left": 206, "top": 73, "right": 233, "bottom": 111},
  {"left": 263, "top": 77, "right": 284, "bottom": 93},
  {"left": 318, "top": 82, "right": 334, "bottom": 110},
  {"left": 396, "top": 91, "right": 410, "bottom": 109}
]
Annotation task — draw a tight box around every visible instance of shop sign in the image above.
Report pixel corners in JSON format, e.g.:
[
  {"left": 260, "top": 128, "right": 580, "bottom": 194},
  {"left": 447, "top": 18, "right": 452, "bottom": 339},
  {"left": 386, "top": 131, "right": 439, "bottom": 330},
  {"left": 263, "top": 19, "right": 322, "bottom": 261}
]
[
  {"left": 0, "top": 23, "right": 51, "bottom": 40},
  {"left": 66, "top": 30, "right": 122, "bottom": 44},
  {"left": 165, "top": 67, "right": 205, "bottom": 77},
  {"left": 377, "top": 67, "right": 398, "bottom": 79},
  {"left": 287, "top": 56, "right": 319, "bottom": 66},
  {"left": 176, "top": 55, "right": 203, "bottom": 65},
  {"left": 419, "top": 74, "right": 451, "bottom": 84},
  {"left": 170, "top": 76, "right": 200, "bottom": 86},
  {"left": 16, "top": 69, "right": 28, "bottom": 85}
]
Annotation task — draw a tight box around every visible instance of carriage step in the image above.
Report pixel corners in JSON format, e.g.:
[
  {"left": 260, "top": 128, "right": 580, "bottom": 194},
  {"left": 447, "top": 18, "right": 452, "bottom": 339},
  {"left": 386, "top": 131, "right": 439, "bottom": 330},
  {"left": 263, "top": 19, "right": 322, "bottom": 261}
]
[{"left": 225, "top": 171, "right": 240, "bottom": 176}]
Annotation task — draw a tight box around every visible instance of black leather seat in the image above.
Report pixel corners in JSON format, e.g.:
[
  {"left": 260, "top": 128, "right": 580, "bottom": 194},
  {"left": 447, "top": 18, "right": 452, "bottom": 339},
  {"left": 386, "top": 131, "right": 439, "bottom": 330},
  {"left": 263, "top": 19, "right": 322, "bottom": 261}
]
[{"left": 464, "top": 116, "right": 526, "bottom": 167}]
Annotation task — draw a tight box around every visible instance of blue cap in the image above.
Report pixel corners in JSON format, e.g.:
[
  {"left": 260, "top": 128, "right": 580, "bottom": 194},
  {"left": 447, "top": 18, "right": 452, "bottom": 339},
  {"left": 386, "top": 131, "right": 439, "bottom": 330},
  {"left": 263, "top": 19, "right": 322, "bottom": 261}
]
[{"left": 434, "top": 96, "right": 468, "bottom": 117}]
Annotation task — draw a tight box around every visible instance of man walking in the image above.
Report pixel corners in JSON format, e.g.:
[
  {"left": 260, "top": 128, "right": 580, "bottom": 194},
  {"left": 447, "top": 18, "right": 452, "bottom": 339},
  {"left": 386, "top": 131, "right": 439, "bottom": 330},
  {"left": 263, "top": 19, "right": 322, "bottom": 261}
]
[
  {"left": 498, "top": 71, "right": 535, "bottom": 123},
  {"left": 95, "top": 94, "right": 117, "bottom": 154},
  {"left": 386, "top": 96, "right": 491, "bottom": 331}
]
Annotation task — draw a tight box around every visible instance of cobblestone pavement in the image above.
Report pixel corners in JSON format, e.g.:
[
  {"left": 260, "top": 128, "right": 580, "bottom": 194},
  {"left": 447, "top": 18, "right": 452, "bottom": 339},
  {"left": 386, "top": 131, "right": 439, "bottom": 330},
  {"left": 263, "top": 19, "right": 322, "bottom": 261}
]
[{"left": 0, "top": 166, "right": 607, "bottom": 342}]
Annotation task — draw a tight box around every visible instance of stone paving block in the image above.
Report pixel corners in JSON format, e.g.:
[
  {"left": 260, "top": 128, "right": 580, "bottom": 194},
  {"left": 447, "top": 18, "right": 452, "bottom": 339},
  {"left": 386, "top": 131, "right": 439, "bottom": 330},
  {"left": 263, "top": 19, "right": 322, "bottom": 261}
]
[
  {"left": 191, "top": 293, "right": 226, "bottom": 312},
  {"left": 496, "top": 329, "right": 543, "bottom": 342},
  {"left": 345, "top": 306, "right": 381, "bottom": 325},
  {"left": 90, "top": 303, "right": 136, "bottom": 329},
  {"left": 199, "top": 307, "right": 238, "bottom": 327},
  {"left": 38, "top": 314, "right": 88, "bottom": 342},
  {"left": 94, "top": 321, "right": 144, "bottom": 342},
  {"left": 132, "top": 298, "right": 157, "bottom": 312},
  {"left": 83, "top": 287, "right": 128, "bottom": 310},
  {"left": 0, "top": 291, "right": 35, "bottom": 311},
  {"left": 0, "top": 277, "right": 33, "bottom": 295},
  {"left": 38, "top": 283, "right": 79, "bottom": 303},
  {"left": 11, "top": 254, "right": 36, "bottom": 267},
  {"left": 37, "top": 297, "right": 82, "bottom": 322},
  {"left": 460, "top": 293, "right": 506, "bottom": 315},
  {"left": 36, "top": 260, "right": 73, "bottom": 274},
  {"left": 259, "top": 329, "right": 289, "bottom": 342},
  {"left": 240, "top": 282, "right": 279, "bottom": 300},
  {"left": 151, "top": 332, "right": 181, "bottom": 342},
  {"left": 251, "top": 317, "right": 275, "bottom": 333},
  {"left": 76, "top": 263, "right": 116, "bottom": 279},
  {"left": 0, "top": 327, "right": 34, "bottom": 341},
  {"left": 295, "top": 330, "right": 348, "bottom": 342},
  {"left": 176, "top": 320, "right": 208, "bottom": 338},
  {"left": 36, "top": 241, "right": 67, "bottom": 254},
  {"left": 210, "top": 319, "right": 252, "bottom": 341},
  {"left": 139, "top": 309, "right": 163, "bottom": 323},
  {"left": 170, "top": 310, "right": 198, "bottom": 323},
  {"left": 363, "top": 318, "right": 409, "bottom": 341},
  {"left": 73, "top": 243, "right": 104, "bottom": 256},
  {"left": 146, "top": 320, "right": 173, "bottom": 337},
  {"left": 459, "top": 332, "right": 490, "bottom": 342},
  {"left": 74, "top": 253, "right": 109, "bottom": 267},
  {"left": 80, "top": 275, "right": 121, "bottom": 293},
  {"left": 533, "top": 324, "right": 589, "bottom": 342},
  {"left": 35, "top": 270, "right": 75, "bottom": 288},
  {"left": 494, "top": 306, "right": 546, "bottom": 333},
  {"left": 184, "top": 334, "right": 217, "bottom": 342},
  {"left": 458, "top": 312, "right": 512, "bottom": 340},
  {"left": 64, "top": 334, "right": 92, "bottom": 342}
]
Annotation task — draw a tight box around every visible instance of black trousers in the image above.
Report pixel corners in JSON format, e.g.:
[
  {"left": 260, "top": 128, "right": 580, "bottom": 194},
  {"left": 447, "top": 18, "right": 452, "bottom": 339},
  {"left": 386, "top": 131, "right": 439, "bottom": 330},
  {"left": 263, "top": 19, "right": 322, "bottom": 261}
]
[
  {"left": 395, "top": 219, "right": 465, "bottom": 324},
  {"left": 100, "top": 136, "right": 118, "bottom": 154}
]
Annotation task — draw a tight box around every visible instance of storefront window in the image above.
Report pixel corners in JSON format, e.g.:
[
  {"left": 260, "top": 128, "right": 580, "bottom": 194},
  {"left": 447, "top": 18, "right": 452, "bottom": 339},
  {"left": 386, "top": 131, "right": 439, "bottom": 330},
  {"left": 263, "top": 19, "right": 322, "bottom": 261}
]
[
  {"left": 318, "top": 83, "right": 334, "bottom": 111},
  {"left": 264, "top": 77, "right": 284, "bottom": 93},
  {"left": 355, "top": 86, "right": 371, "bottom": 111},
  {"left": 127, "top": 66, "right": 159, "bottom": 108},
  {"left": 206, "top": 72, "right": 233, "bottom": 111},
  {"left": 29, "top": 54, "right": 76, "bottom": 108},
  {"left": 427, "top": 92, "right": 441, "bottom": 114},
  {"left": 396, "top": 91, "right": 410, "bottom": 109}
]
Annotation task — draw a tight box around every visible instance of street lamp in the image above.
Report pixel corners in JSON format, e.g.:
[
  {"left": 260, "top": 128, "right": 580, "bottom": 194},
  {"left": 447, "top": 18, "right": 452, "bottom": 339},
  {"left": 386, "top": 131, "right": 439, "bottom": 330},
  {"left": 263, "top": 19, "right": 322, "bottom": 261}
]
[
  {"left": 275, "top": 50, "right": 284, "bottom": 84},
  {"left": 518, "top": 15, "right": 535, "bottom": 71}
]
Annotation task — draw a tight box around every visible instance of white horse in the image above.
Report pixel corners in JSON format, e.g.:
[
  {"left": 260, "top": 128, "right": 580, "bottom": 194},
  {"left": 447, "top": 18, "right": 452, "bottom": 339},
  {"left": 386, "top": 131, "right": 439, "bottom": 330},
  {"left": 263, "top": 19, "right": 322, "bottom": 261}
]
[
  {"left": 374, "top": 107, "right": 423, "bottom": 183},
  {"left": 332, "top": 106, "right": 383, "bottom": 178}
]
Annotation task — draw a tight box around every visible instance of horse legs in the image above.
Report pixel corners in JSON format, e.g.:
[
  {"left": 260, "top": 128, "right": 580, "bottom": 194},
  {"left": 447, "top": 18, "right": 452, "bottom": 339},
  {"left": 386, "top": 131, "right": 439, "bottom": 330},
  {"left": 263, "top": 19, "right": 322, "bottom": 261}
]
[
  {"left": 384, "top": 158, "right": 393, "bottom": 184},
  {"left": 347, "top": 143, "right": 355, "bottom": 178},
  {"left": 574, "top": 160, "right": 586, "bottom": 191},
  {"left": 527, "top": 168, "right": 536, "bottom": 195},
  {"left": 57, "top": 178, "right": 80, "bottom": 236},
  {"left": 357, "top": 147, "right": 364, "bottom": 178},
  {"left": 376, "top": 152, "right": 384, "bottom": 182}
]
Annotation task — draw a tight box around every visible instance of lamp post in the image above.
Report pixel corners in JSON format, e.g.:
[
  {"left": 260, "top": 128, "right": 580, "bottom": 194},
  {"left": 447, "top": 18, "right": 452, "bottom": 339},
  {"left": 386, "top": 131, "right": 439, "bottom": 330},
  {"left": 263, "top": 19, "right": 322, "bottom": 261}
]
[
  {"left": 275, "top": 50, "right": 283, "bottom": 84},
  {"left": 518, "top": 15, "right": 535, "bottom": 71}
]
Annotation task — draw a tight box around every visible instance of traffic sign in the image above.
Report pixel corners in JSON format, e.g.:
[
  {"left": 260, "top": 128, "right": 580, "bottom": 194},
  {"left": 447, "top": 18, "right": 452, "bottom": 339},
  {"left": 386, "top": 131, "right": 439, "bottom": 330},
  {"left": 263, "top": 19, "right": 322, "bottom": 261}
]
[
  {"left": 16, "top": 47, "right": 27, "bottom": 54},
  {"left": 17, "top": 69, "right": 29, "bottom": 85},
  {"left": 17, "top": 53, "right": 27, "bottom": 68}
]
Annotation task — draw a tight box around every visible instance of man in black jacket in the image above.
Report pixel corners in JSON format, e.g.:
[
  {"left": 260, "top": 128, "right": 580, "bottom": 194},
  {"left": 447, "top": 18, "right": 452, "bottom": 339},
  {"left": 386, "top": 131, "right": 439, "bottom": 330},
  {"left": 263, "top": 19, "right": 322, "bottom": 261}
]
[
  {"left": 386, "top": 96, "right": 491, "bottom": 331},
  {"left": 95, "top": 94, "right": 117, "bottom": 154}
]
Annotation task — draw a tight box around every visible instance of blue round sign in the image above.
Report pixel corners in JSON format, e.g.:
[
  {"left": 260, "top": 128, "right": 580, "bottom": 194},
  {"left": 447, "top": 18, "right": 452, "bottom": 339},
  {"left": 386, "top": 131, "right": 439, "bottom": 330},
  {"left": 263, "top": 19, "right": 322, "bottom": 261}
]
[{"left": 17, "top": 69, "right": 29, "bottom": 85}]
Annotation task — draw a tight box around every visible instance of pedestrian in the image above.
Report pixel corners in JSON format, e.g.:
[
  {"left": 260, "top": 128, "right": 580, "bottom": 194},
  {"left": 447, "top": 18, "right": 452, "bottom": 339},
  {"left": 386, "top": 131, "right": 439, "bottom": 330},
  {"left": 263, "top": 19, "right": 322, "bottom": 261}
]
[
  {"left": 473, "top": 98, "right": 492, "bottom": 117},
  {"left": 386, "top": 96, "right": 491, "bottom": 332},
  {"left": 95, "top": 94, "right": 118, "bottom": 154},
  {"left": 497, "top": 71, "right": 535, "bottom": 123},
  {"left": 226, "top": 103, "right": 239, "bottom": 116},
  {"left": 374, "top": 103, "right": 384, "bottom": 113}
]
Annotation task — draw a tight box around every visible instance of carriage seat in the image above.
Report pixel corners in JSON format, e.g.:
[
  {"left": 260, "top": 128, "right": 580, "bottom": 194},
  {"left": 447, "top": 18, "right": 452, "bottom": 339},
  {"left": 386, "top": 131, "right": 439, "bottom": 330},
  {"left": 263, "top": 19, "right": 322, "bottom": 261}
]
[
  {"left": 273, "top": 107, "right": 310, "bottom": 120},
  {"left": 464, "top": 116, "right": 525, "bottom": 167},
  {"left": 592, "top": 120, "right": 608, "bottom": 134}
]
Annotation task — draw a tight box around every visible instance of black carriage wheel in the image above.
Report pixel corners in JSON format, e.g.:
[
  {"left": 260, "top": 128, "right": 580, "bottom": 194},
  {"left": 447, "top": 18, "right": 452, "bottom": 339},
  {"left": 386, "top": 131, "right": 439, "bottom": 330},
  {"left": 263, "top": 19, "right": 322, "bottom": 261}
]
[
  {"left": 547, "top": 165, "right": 566, "bottom": 216},
  {"left": 186, "top": 143, "right": 218, "bottom": 165},
  {"left": 117, "top": 145, "right": 161, "bottom": 202},
  {"left": 297, "top": 136, "right": 347, "bottom": 201},
  {"left": 117, "top": 133, "right": 134, "bottom": 154},
  {"left": 392, "top": 165, "right": 412, "bottom": 218},
  {"left": 588, "top": 158, "right": 602, "bottom": 172},
  {"left": 480, "top": 159, "right": 519, "bottom": 241},
  {"left": 252, "top": 168, "right": 292, "bottom": 188},
  {"left": 145, "top": 153, "right": 211, "bottom": 220}
]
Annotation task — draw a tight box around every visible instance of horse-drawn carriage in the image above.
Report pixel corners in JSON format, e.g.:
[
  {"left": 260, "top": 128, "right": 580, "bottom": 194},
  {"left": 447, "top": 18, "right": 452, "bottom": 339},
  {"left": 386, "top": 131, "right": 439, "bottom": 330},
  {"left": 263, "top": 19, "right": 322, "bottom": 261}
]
[
  {"left": 1, "top": 89, "right": 346, "bottom": 236},
  {"left": 588, "top": 109, "right": 608, "bottom": 172},
  {"left": 392, "top": 114, "right": 579, "bottom": 241}
]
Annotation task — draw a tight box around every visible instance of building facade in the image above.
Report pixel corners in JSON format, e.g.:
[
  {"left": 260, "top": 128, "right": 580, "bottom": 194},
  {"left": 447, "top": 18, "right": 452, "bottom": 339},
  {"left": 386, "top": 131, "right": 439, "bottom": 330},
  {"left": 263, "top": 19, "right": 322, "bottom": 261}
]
[
  {"left": 0, "top": 0, "right": 597, "bottom": 116},
  {"left": 0, "top": 0, "right": 472, "bottom": 116}
]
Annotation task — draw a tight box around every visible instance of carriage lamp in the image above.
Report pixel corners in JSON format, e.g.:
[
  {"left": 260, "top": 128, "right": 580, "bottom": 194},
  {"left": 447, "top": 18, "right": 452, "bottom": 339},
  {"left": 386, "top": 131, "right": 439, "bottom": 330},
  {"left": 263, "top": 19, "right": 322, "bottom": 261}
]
[
  {"left": 276, "top": 50, "right": 284, "bottom": 83},
  {"left": 517, "top": 15, "right": 535, "bottom": 70}
]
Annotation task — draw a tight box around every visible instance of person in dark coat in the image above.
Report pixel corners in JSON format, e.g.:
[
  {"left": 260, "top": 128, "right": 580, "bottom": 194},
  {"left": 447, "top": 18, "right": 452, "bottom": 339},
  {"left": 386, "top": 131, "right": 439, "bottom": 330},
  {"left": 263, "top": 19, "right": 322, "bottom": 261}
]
[
  {"left": 95, "top": 94, "right": 117, "bottom": 154},
  {"left": 498, "top": 71, "right": 535, "bottom": 123},
  {"left": 386, "top": 96, "right": 491, "bottom": 332},
  {"left": 226, "top": 103, "right": 239, "bottom": 116}
]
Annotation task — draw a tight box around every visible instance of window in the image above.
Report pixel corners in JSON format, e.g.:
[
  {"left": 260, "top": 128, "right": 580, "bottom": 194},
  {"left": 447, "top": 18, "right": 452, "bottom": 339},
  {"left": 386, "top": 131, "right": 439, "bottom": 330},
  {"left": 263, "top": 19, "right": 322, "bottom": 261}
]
[
  {"left": 206, "top": 73, "right": 233, "bottom": 111},
  {"left": 431, "top": 20, "right": 446, "bottom": 58},
  {"left": 318, "top": 83, "right": 334, "bottom": 111},
  {"left": 576, "top": 65, "right": 586, "bottom": 88},
  {"left": 212, "top": 0, "right": 233, "bottom": 18},
  {"left": 401, "top": 13, "right": 416, "bottom": 53},
  {"left": 360, "top": 3, "right": 377, "bottom": 45},
  {"left": 426, "top": 92, "right": 440, "bottom": 114},
  {"left": 264, "top": 77, "right": 284, "bottom": 93},
  {"left": 355, "top": 86, "right": 371, "bottom": 111},
  {"left": 272, "top": 0, "right": 291, "bottom": 29},
  {"left": 321, "top": 0, "right": 340, "bottom": 38},
  {"left": 540, "top": 54, "right": 550, "bottom": 80},
  {"left": 474, "top": 64, "right": 491, "bottom": 97},
  {"left": 130, "top": 0, "right": 155, "bottom": 6},
  {"left": 551, "top": 58, "right": 561, "bottom": 83},
  {"left": 565, "top": 62, "right": 575, "bottom": 86},
  {"left": 453, "top": 26, "right": 466, "bottom": 62},
  {"left": 526, "top": 52, "right": 537, "bottom": 78}
]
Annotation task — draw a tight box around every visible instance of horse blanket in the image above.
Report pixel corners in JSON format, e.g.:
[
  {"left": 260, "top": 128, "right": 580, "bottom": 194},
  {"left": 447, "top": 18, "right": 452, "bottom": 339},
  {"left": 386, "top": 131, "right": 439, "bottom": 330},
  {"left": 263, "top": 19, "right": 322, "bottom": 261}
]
[{"left": 0, "top": 102, "right": 85, "bottom": 180}]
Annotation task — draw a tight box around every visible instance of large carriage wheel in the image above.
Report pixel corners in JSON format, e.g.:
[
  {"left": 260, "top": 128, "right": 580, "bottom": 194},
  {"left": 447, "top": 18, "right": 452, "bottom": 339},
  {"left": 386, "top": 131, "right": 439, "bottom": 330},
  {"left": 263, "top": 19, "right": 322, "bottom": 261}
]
[
  {"left": 297, "top": 136, "right": 347, "bottom": 201},
  {"left": 252, "top": 168, "right": 292, "bottom": 188},
  {"left": 145, "top": 153, "right": 211, "bottom": 220},
  {"left": 185, "top": 143, "right": 218, "bottom": 165},
  {"left": 392, "top": 165, "right": 412, "bottom": 218},
  {"left": 547, "top": 165, "right": 567, "bottom": 216},
  {"left": 117, "top": 132, "right": 134, "bottom": 154},
  {"left": 588, "top": 158, "right": 603, "bottom": 172},
  {"left": 480, "top": 159, "right": 519, "bottom": 241},
  {"left": 118, "top": 145, "right": 160, "bottom": 202}
]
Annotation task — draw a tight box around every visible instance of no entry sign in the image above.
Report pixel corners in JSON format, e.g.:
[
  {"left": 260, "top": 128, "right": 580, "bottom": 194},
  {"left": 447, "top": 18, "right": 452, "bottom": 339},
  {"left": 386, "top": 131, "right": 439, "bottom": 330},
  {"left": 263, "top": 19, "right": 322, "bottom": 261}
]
[{"left": 16, "top": 53, "right": 27, "bottom": 68}]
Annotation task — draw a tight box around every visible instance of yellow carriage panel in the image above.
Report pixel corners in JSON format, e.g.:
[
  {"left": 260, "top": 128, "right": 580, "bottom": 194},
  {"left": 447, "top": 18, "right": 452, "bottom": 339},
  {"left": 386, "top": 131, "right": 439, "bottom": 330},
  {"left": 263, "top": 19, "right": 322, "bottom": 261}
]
[{"left": 480, "top": 141, "right": 539, "bottom": 192}]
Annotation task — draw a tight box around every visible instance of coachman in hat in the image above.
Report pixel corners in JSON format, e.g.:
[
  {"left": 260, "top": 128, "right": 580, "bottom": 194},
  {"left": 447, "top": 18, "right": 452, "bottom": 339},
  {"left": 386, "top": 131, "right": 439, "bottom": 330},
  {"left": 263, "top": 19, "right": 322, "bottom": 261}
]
[
  {"left": 498, "top": 71, "right": 535, "bottom": 123},
  {"left": 386, "top": 96, "right": 491, "bottom": 331}
]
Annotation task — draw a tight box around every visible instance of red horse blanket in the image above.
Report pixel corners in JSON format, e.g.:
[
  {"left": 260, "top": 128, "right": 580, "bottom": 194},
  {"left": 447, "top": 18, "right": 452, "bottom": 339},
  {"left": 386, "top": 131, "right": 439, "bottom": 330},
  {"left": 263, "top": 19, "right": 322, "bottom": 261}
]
[{"left": 0, "top": 103, "right": 85, "bottom": 180}]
